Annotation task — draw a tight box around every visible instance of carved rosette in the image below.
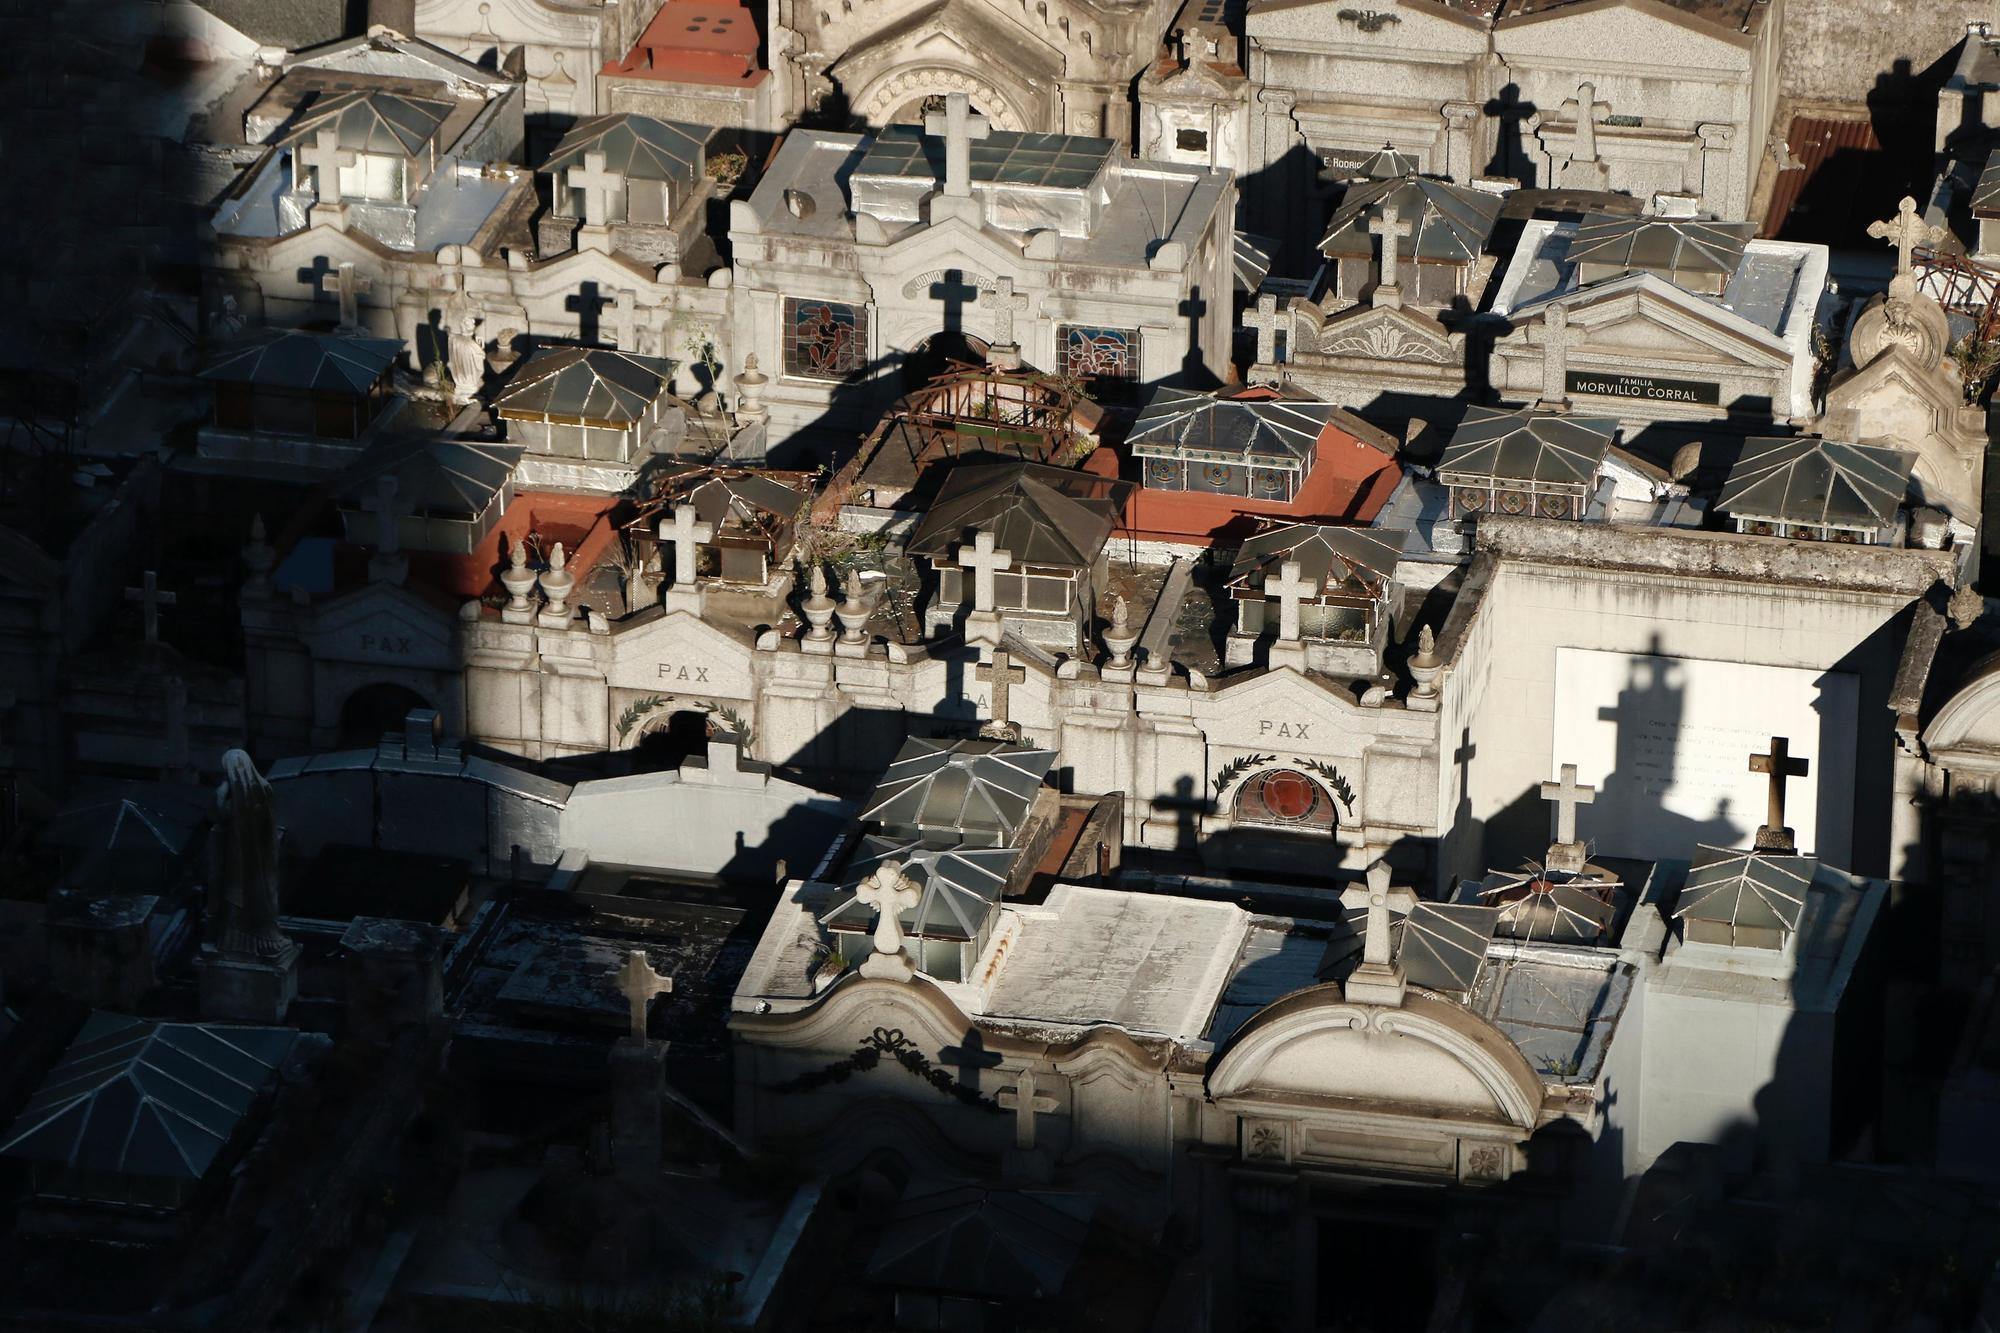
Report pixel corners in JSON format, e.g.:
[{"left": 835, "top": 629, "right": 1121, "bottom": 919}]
[{"left": 854, "top": 68, "right": 1026, "bottom": 132}]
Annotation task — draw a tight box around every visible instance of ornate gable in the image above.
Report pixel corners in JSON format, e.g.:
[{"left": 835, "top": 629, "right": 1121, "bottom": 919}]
[
  {"left": 1307, "top": 302, "right": 1457, "bottom": 365},
  {"left": 606, "top": 608, "right": 756, "bottom": 698},
  {"left": 307, "top": 582, "right": 457, "bottom": 671}
]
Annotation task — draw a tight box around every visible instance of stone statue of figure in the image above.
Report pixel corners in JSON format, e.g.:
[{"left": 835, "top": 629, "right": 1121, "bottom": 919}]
[
  {"left": 447, "top": 311, "right": 486, "bottom": 405},
  {"left": 210, "top": 749, "right": 289, "bottom": 959},
  {"left": 210, "top": 293, "right": 244, "bottom": 340}
]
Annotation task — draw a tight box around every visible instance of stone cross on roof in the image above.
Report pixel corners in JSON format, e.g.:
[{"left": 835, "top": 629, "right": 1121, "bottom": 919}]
[
  {"left": 1262, "top": 559, "right": 1313, "bottom": 642},
  {"left": 855, "top": 859, "right": 923, "bottom": 980},
  {"left": 325, "top": 262, "right": 372, "bottom": 330},
  {"left": 977, "top": 650, "right": 1027, "bottom": 730},
  {"left": 615, "top": 948, "right": 673, "bottom": 1040},
  {"left": 1368, "top": 203, "right": 1414, "bottom": 310},
  {"left": 362, "top": 476, "right": 407, "bottom": 555},
  {"left": 1341, "top": 861, "right": 1415, "bottom": 970},
  {"left": 568, "top": 150, "right": 619, "bottom": 227},
  {"left": 997, "top": 1066, "right": 1058, "bottom": 1150},
  {"left": 1540, "top": 763, "right": 1596, "bottom": 847},
  {"left": 660, "top": 503, "right": 714, "bottom": 586},
  {"left": 1867, "top": 196, "right": 1944, "bottom": 282},
  {"left": 1245, "top": 292, "right": 1282, "bottom": 365},
  {"left": 980, "top": 275, "right": 1029, "bottom": 346},
  {"left": 299, "top": 126, "right": 356, "bottom": 205},
  {"left": 956, "top": 529, "right": 1014, "bottom": 613},
  {"left": 125, "top": 570, "right": 177, "bottom": 644},
  {"left": 1749, "top": 735, "right": 1810, "bottom": 852},
  {"left": 924, "top": 92, "right": 991, "bottom": 199},
  {"left": 1529, "top": 304, "right": 1586, "bottom": 410},
  {"left": 609, "top": 289, "right": 640, "bottom": 351},
  {"left": 1561, "top": 81, "right": 1612, "bottom": 163}
]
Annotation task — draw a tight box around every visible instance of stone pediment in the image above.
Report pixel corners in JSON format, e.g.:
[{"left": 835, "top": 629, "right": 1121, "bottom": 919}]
[
  {"left": 1247, "top": 0, "right": 1486, "bottom": 48},
  {"left": 1923, "top": 655, "right": 2000, "bottom": 758},
  {"left": 1493, "top": 0, "right": 1754, "bottom": 54},
  {"left": 516, "top": 247, "right": 664, "bottom": 301},
  {"left": 1194, "top": 666, "right": 1361, "bottom": 738},
  {"left": 307, "top": 582, "right": 457, "bottom": 671},
  {"left": 416, "top": 0, "right": 595, "bottom": 42},
  {"left": 1310, "top": 303, "right": 1456, "bottom": 365},
  {"left": 1209, "top": 989, "right": 1541, "bottom": 1130},
  {"left": 606, "top": 608, "right": 756, "bottom": 699},
  {"left": 878, "top": 220, "right": 1034, "bottom": 297},
  {"left": 1529, "top": 281, "right": 1788, "bottom": 370},
  {"left": 833, "top": 0, "right": 1063, "bottom": 122}
]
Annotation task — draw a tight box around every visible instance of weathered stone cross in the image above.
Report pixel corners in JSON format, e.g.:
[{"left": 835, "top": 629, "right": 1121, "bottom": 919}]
[
  {"left": 608, "top": 289, "right": 639, "bottom": 350},
  {"left": 125, "top": 570, "right": 177, "bottom": 644},
  {"left": 362, "top": 476, "right": 406, "bottom": 554},
  {"left": 977, "top": 650, "right": 1027, "bottom": 729},
  {"left": 1529, "top": 304, "right": 1586, "bottom": 408},
  {"left": 996, "top": 1067, "right": 1058, "bottom": 1150},
  {"left": 1368, "top": 203, "right": 1414, "bottom": 309},
  {"left": 1540, "top": 762, "right": 1596, "bottom": 846},
  {"left": 855, "top": 859, "right": 923, "bottom": 960},
  {"left": 1749, "top": 735, "right": 1810, "bottom": 842},
  {"left": 325, "top": 262, "right": 372, "bottom": 330},
  {"left": 659, "top": 503, "right": 714, "bottom": 586},
  {"left": 1339, "top": 861, "right": 1416, "bottom": 971},
  {"left": 1561, "top": 81, "right": 1612, "bottom": 162},
  {"left": 956, "top": 529, "right": 1014, "bottom": 613},
  {"left": 923, "top": 92, "right": 991, "bottom": 199},
  {"left": 567, "top": 149, "right": 619, "bottom": 227},
  {"left": 1867, "top": 195, "right": 1944, "bottom": 280},
  {"left": 980, "top": 275, "right": 1029, "bottom": 346},
  {"left": 615, "top": 948, "right": 673, "bottom": 1039},
  {"left": 1245, "top": 291, "right": 1282, "bottom": 365},
  {"left": 299, "top": 126, "right": 355, "bottom": 205},
  {"left": 1262, "top": 558, "right": 1313, "bottom": 642}
]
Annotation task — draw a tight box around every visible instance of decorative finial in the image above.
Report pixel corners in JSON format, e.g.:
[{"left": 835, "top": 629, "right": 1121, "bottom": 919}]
[
  {"left": 1418, "top": 624, "right": 1436, "bottom": 658},
  {"left": 548, "top": 541, "right": 567, "bottom": 572},
  {"left": 1112, "top": 596, "right": 1129, "bottom": 632},
  {"left": 809, "top": 562, "right": 827, "bottom": 598},
  {"left": 509, "top": 540, "right": 528, "bottom": 570},
  {"left": 250, "top": 513, "right": 267, "bottom": 543},
  {"left": 843, "top": 567, "right": 862, "bottom": 603}
]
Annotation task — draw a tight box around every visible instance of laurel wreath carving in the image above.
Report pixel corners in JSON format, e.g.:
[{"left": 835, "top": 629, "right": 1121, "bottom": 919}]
[
  {"left": 768, "top": 1026, "right": 1003, "bottom": 1112},
  {"left": 1212, "top": 753, "right": 1276, "bottom": 796},
  {"left": 1293, "top": 757, "right": 1357, "bottom": 813}
]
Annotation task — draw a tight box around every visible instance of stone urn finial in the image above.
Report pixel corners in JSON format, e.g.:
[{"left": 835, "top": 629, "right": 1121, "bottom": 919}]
[
  {"left": 538, "top": 541, "right": 576, "bottom": 619},
  {"left": 1101, "top": 595, "right": 1140, "bottom": 670},
  {"left": 1408, "top": 622, "right": 1443, "bottom": 704},
  {"left": 501, "top": 538, "right": 538, "bottom": 613},
  {"left": 836, "top": 567, "right": 871, "bottom": 643},
  {"left": 801, "top": 562, "right": 837, "bottom": 641}
]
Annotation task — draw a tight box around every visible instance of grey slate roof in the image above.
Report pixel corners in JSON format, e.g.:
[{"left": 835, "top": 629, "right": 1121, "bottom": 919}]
[
  {"left": 1476, "top": 869, "right": 1620, "bottom": 944},
  {"left": 1676, "top": 845, "right": 1814, "bottom": 935},
  {"left": 1320, "top": 175, "right": 1506, "bottom": 263},
  {"left": 1718, "top": 436, "right": 1915, "bottom": 529},
  {"left": 337, "top": 434, "right": 521, "bottom": 520},
  {"left": 0, "top": 1014, "right": 297, "bottom": 1184},
  {"left": 1129, "top": 386, "right": 1335, "bottom": 467},
  {"left": 905, "top": 462, "right": 1130, "bottom": 569},
  {"left": 1227, "top": 523, "right": 1402, "bottom": 599},
  {"left": 200, "top": 329, "right": 401, "bottom": 393},
  {"left": 821, "top": 834, "right": 1016, "bottom": 941},
  {"left": 1975, "top": 149, "right": 2000, "bottom": 218},
  {"left": 1568, "top": 213, "right": 1755, "bottom": 282},
  {"left": 279, "top": 89, "right": 452, "bottom": 157},
  {"left": 651, "top": 465, "right": 810, "bottom": 528},
  {"left": 863, "top": 737, "right": 1056, "bottom": 847},
  {"left": 1353, "top": 144, "right": 1421, "bottom": 181},
  {"left": 494, "top": 346, "right": 675, "bottom": 425},
  {"left": 854, "top": 126, "right": 1115, "bottom": 191},
  {"left": 1397, "top": 902, "right": 1500, "bottom": 993},
  {"left": 1438, "top": 406, "right": 1616, "bottom": 486},
  {"left": 544, "top": 114, "right": 707, "bottom": 185}
]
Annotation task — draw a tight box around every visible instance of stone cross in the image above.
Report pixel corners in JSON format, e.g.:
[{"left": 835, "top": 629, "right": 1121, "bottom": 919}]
[
  {"left": 1368, "top": 203, "right": 1415, "bottom": 309},
  {"left": 125, "top": 570, "right": 177, "bottom": 644},
  {"left": 980, "top": 275, "right": 1029, "bottom": 345},
  {"left": 855, "top": 859, "right": 924, "bottom": 960},
  {"left": 615, "top": 948, "right": 673, "bottom": 1040},
  {"left": 1529, "top": 304, "right": 1586, "bottom": 407},
  {"left": 977, "top": 650, "right": 1027, "bottom": 729},
  {"left": 1245, "top": 292, "right": 1282, "bottom": 365},
  {"left": 567, "top": 150, "right": 619, "bottom": 227},
  {"left": 1262, "top": 559, "right": 1313, "bottom": 642},
  {"left": 1540, "top": 763, "right": 1596, "bottom": 847},
  {"left": 325, "top": 262, "right": 372, "bottom": 330},
  {"left": 299, "top": 126, "right": 355, "bottom": 204},
  {"left": 362, "top": 476, "right": 406, "bottom": 554},
  {"left": 1867, "top": 195, "right": 1944, "bottom": 280},
  {"left": 659, "top": 503, "right": 714, "bottom": 586},
  {"left": 608, "top": 289, "right": 639, "bottom": 350},
  {"left": 1561, "top": 82, "right": 1612, "bottom": 162},
  {"left": 1749, "top": 735, "right": 1810, "bottom": 840},
  {"left": 941, "top": 1030, "right": 1004, "bottom": 1091},
  {"left": 1339, "top": 861, "right": 1416, "bottom": 970},
  {"left": 923, "top": 92, "right": 991, "bottom": 199},
  {"left": 956, "top": 529, "right": 1014, "bottom": 613},
  {"left": 996, "top": 1067, "right": 1058, "bottom": 1150}
]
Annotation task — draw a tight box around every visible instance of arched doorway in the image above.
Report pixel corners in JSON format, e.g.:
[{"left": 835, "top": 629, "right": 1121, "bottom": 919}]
[
  {"left": 901, "top": 330, "right": 989, "bottom": 393},
  {"left": 339, "top": 682, "right": 432, "bottom": 749},
  {"left": 633, "top": 709, "right": 714, "bottom": 772}
]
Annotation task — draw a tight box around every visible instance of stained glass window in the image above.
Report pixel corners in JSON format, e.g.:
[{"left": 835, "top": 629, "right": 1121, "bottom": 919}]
[
  {"left": 1234, "top": 768, "right": 1337, "bottom": 831},
  {"left": 783, "top": 297, "right": 868, "bottom": 381},
  {"left": 1058, "top": 324, "right": 1139, "bottom": 395}
]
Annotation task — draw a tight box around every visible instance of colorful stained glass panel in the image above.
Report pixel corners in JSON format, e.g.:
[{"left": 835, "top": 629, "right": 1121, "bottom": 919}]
[
  {"left": 783, "top": 297, "right": 868, "bottom": 381},
  {"left": 1058, "top": 324, "right": 1139, "bottom": 390}
]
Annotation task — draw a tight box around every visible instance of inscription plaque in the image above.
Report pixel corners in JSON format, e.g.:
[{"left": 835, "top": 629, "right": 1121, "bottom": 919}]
[{"left": 1567, "top": 371, "right": 1721, "bottom": 406}]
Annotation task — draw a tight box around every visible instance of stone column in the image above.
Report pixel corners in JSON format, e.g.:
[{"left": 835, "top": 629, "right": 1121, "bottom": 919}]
[
  {"left": 1442, "top": 101, "right": 1480, "bottom": 184},
  {"left": 1697, "top": 123, "right": 1737, "bottom": 220}
]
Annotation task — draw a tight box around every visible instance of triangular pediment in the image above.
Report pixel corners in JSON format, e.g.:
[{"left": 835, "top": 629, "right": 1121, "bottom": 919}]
[
  {"left": 832, "top": 0, "right": 1063, "bottom": 87},
  {"left": 1195, "top": 665, "right": 1360, "bottom": 735},
  {"left": 516, "top": 246, "right": 663, "bottom": 300},
  {"left": 308, "top": 581, "right": 456, "bottom": 670},
  {"left": 1313, "top": 303, "right": 1456, "bottom": 365},
  {"left": 606, "top": 608, "right": 756, "bottom": 699},
  {"left": 1494, "top": 0, "right": 1753, "bottom": 56},
  {"left": 1248, "top": 0, "right": 1486, "bottom": 48},
  {"left": 882, "top": 219, "right": 1038, "bottom": 301},
  {"left": 1530, "top": 280, "right": 1790, "bottom": 370}
]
